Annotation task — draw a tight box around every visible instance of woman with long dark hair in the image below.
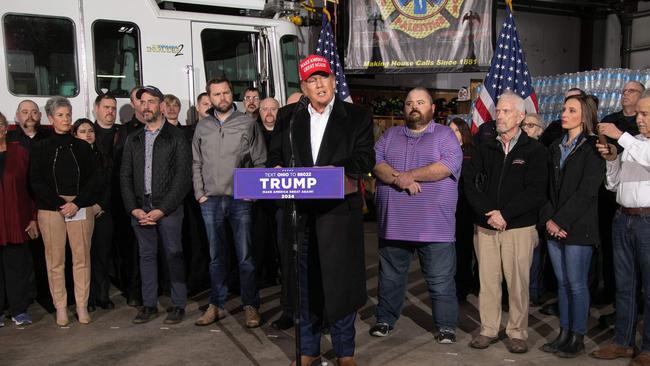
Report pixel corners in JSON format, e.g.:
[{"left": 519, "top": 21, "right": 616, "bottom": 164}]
[
  {"left": 73, "top": 118, "right": 115, "bottom": 312},
  {"left": 540, "top": 94, "right": 604, "bottom": 357},
  {"left": 449, "top": 118, "right": 478, "bottom": 300}
]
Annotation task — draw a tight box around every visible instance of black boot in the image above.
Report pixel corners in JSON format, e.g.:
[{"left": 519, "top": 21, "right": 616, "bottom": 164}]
[
  {"left": 556, "top": 332, "right": 585, "bottom": 358},
  {"left": 540, "top": 328, "right": 571, "bottom": 353}
]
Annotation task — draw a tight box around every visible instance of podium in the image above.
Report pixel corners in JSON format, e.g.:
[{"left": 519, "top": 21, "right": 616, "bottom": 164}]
[{"left": 234, "top": 166, "right": 346, "bottom": 366}]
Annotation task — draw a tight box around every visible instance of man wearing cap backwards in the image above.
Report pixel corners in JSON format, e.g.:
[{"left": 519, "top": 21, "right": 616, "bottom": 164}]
[
  {"left": 120, "top": 85, "right": 192, "bottom": 325},
  {"left": 267, "top": 55, "right": 375, "bottom": 366}
]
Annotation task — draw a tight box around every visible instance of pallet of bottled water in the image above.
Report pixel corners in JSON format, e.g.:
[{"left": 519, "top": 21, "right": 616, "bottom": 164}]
[{"left": 532, "top": 69, "right": 650, "bottom": 122}]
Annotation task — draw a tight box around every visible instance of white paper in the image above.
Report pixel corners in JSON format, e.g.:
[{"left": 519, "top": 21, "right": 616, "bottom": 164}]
[{"left": 64, "top": 208, "right": 87, "bottom": 222}]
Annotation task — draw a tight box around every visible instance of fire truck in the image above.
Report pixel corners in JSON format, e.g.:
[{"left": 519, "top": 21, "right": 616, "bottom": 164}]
[{"left": 0, "top": 0, "right": 308, "bottom": 124}]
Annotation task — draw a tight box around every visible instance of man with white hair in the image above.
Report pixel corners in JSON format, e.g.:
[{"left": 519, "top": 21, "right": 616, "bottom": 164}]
[{"left": 464, "top": 91, "right": 549, "bottom": 353}]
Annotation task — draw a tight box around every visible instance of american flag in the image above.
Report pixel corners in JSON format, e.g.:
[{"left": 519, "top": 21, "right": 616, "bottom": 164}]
[
  {"left": 471, "top": 4, "right": 538, "bottom": 133},
  {"left": 315, "top": 14, "right": 352, "bottom": 102}
]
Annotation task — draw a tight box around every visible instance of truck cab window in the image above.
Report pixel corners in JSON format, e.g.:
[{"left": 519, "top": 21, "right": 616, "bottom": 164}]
[
  {"left": 3, "top": 14, "right": 78, "bottom": 97},
  {"left": 200, "top": 29, "right": 258, "bottom": 101},
  {"left": 280, "top": 35, "right": 300, "bottom": 97},
  {"left": 93, "top": 20, "right": 141, "bottom": 98}
]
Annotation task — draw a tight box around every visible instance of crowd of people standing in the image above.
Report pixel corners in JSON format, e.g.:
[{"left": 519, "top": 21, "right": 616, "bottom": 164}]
[{"left": 1, "top": 57, "right": 650, "bottom": 366}]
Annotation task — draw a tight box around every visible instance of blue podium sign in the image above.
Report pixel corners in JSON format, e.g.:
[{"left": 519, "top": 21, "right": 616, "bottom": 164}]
[{"left": 234, "top": 167, "right": 345, "bottom": 200}]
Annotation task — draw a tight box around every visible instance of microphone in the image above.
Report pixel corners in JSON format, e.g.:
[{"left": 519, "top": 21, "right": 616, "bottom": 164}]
[
  {"left": 288, "top": 96, "right": 310, "bottom": 168},
  {"left": 296, "top": 95, "right": 310, "bottom": 110}
]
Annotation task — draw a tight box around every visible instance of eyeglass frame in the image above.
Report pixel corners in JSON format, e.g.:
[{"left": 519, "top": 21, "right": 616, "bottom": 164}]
[{"left": 521, "top": 122, "right": 542, "bottom": 129}]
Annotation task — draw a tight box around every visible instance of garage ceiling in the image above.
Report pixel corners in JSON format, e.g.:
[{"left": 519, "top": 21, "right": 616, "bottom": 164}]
[{"left": 503, "top": 0, "right": 644, "bottom": 17}]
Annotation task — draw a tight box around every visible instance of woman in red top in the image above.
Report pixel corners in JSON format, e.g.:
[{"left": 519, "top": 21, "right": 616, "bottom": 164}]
[{"left": 0, "top": 112, "right": 39, "bottom": 326}]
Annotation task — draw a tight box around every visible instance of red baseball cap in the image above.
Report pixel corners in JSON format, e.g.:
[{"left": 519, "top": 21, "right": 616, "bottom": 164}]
[{"left": 298, "top": 55, "right": 332, "bottom": 81}]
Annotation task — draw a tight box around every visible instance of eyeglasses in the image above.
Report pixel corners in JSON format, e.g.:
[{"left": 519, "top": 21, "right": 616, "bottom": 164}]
[
  {"left": 244, "top": 96, "right": 260, "bottom": 101},
  {"left": 622, "top": 89, "right": 642, "bottom": 95},
  {"left": 521, "top": 123, "right": 542, "bottom": 129}
]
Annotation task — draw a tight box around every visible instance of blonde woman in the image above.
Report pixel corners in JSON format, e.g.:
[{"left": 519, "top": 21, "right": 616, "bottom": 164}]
[{"left": 30, "top": 97, "right": 99, "bottom": 326}]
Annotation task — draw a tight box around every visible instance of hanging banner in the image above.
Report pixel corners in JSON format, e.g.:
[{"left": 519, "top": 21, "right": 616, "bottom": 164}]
[{"left": 346, "top": 0, "right": 493, "bottom": 73}]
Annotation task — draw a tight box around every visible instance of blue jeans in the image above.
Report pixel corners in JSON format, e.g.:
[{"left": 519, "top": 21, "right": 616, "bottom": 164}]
[
  {"left": 613, "top": 211, "right": 650, "bottom": 351},
  {"left": 547, "top": 240, "right": 592, "bottom": 334},
  {"left": 200, "top": 196, "right": 259, "bottom": 308},
  {"left": 132, "top": 205, "right": 187, "bottom": 308},
  {"left": 375, "top": 239, "right": 457, "bottom": 331},
  {"left": 299, "top": 236, "right": 355, "bottom": 357}
]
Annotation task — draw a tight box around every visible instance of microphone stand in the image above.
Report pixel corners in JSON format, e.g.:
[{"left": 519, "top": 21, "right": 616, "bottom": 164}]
[{"left": 288, "top": 96, "right": 309, "bottom": 366}]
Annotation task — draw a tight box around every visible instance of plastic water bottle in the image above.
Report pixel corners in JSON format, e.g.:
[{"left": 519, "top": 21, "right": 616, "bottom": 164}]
[{"left": 587, "top": 71, "right": 596, "bottom": 91}]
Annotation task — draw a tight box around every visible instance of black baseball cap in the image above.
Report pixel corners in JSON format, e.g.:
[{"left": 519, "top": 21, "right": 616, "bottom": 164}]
[{"left": 136, "top": 85, "right": 164, "bottom": 101}]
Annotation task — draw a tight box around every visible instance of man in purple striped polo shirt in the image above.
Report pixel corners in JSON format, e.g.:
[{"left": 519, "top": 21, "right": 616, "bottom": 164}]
[{"left": 370, "top": 87, "right": 463, "bottom": 343}]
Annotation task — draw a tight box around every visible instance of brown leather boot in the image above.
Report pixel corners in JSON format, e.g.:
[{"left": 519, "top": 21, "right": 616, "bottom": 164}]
[
  {"left": 469, "top": 335, "right": 498, "bottom": 349},
  {"left": 338, "top": 356, "right": 358, "bottom": 366},
  {"left": 631, "top": 352, "right": 650, "bottom": 366},
  {"left": 244, "top": 305, "right": 261, "bottom": 328},
  {"left": 589, "top": 343, "right": 634, "bottom": 359},
  {"left": 195, "top": 304, "right": 225, "bottom": 326}
]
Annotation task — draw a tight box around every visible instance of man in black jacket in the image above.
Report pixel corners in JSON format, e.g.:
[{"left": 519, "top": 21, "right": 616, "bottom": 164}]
[
  {"left": 120, "top": 85, "right": 192, "bottom": 325},
  {"left": 465, "top": 91, "right": 548, "bottom": 354},
  {"left": 8, "top": 100, "right": 52, "bottom": 147},
  {"left": 268, "top": 55, "right": 374, "bottom": 366},
  {"left": 89, "top": 93, "right": 121, "bottom": 311}
]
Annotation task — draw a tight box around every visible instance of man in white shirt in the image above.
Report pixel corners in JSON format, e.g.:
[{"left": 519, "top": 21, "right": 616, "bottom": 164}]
[
  {"left": 591, "top": 92, "right": 650, "bottom": 366},
  {"left": 267, "top": 54, "right": 375, "bottom": 366}
]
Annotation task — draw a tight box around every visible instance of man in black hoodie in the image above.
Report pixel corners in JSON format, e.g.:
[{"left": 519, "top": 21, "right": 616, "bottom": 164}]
[{"left": 465, "top": 91, "right": 548, "bottom": 354}]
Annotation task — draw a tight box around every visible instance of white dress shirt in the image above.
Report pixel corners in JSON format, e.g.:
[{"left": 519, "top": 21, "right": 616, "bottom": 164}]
[
  {"left": 606, "top": 132, "right": 650, "bottom": 208},
  {"left": 307, "top": 97, "right": 335, "bottom": 164}
]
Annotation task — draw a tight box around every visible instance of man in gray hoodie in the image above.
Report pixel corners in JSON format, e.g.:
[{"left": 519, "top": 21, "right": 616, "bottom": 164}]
[{"left": 192, "top": 76, "right": 267, "bottom": 328}]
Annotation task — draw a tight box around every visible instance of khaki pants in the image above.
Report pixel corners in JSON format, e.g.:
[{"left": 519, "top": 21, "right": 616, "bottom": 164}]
[
  {"left": 474, "top": 225, "right": 538, "bottom": 340},
  {"left": 38, "top": 199, "right": 94, "bottom": 309}
]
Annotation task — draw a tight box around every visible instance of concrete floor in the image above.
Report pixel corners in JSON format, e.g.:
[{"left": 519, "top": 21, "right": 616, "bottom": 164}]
[{"left": 0, "top": 223, "right": 630, "bottom": 366}]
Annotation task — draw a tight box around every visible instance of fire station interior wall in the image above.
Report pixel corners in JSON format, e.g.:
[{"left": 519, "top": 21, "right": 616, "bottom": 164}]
[{"left": 630, "top": 2, "right": 650, "bottom": 69}]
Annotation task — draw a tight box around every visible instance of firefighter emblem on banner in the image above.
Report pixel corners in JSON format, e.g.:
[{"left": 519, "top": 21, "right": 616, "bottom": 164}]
[{"left": 375, "top": 0, "right": 465, "bottom": 39}]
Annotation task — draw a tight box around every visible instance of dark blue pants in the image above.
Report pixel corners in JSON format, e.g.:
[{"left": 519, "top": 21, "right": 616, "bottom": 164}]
[
  {"left": 200, "top": 196, "right": 259, "bottom": 308},
  {"left": 132, "top": 204, "right": 187, "bottom": 308},
  {"left": 299, "top": 236, "right": 355, "bottom": 358},
  {"left": 547, "top": 240, "right": 592, "bottom": 334},
  {"left": 613, "top": 211, "right": 650, "bottom": 351},
  {"left": 529, "top": 237, "right": 546, "bottom": 302},
  {"left": 376, "top": 239, "right": 457, "bottom": 332}
]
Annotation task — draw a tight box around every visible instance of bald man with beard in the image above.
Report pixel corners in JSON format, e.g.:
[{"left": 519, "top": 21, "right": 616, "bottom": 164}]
[{"left": 7, "top": 100, "right": 51, "bottom": 147}]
